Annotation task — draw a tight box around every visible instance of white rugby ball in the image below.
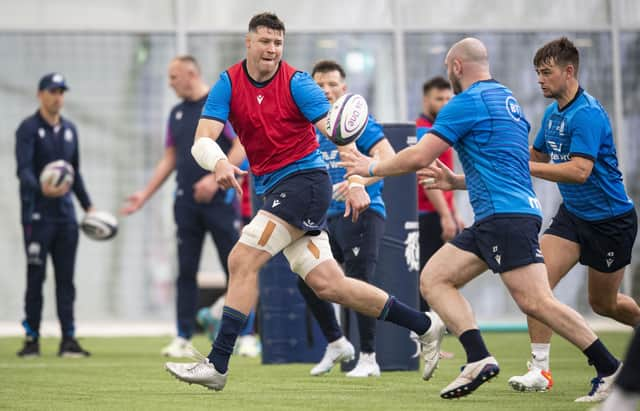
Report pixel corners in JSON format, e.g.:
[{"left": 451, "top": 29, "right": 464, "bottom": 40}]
[
  {"left": 325, "top": 93, "right": 369, "bottom": 146},
  {"left": 39, "top": 160, "right": 74, "bottom": 188},
  {"left": 80, "top": 210, "right": 118, "bottom": 241}
]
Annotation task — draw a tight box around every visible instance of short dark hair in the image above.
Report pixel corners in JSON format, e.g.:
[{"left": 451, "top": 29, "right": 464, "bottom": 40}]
[
  {"left": 174, "top": 55, "right": 201, "bottom": 73},
  {"left": 422, "top": 76, "right": 451, "bottom": 95},
  {"left": 311, "top": 60, "right": 346, "bottom": 79},
  {"left": 533, "top": 37, "right": 580, "bottom": 75},
  {"left": 248, "top": 12, "right": 285, "bottom": 34}
]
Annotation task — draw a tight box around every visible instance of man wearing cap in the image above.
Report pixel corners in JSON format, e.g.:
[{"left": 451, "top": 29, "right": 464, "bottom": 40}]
[{"left": 15, "top": 73, "right": 94, "bottom": 357}]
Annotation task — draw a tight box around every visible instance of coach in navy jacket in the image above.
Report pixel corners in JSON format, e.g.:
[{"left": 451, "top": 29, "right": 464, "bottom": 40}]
[{"left": 14, "top": 73, "right": 93, "bottom": 358}]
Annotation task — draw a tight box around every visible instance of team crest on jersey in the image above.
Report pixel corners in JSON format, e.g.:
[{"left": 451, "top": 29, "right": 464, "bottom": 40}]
[
  {"left": 175, "top": 110, "right": 183, "bottom": 120},
  {"left": 256, "top": 94, "right": 264, "bottom": 104},
  {"left": 38, "top": 128, "right": 45, "bottom": 138},
  {"left": 64, "top": 129, "right": 74, "bottom": 142}
]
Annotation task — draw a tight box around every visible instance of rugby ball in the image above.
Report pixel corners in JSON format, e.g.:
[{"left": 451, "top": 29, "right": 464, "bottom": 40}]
[
  {"left": 39, "top": 160, "right": 74, "bottom": 188},
  {"left": 80, "top": 210, "right": 118, "bottom": 241},
  {"left": 325, "top": 93, "right": 369, "bottom": 146}
]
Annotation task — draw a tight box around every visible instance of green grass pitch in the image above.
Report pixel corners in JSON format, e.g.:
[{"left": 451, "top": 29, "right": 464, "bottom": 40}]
[{"left": 0, "top": 331, "right": 632, "bottom": 410}]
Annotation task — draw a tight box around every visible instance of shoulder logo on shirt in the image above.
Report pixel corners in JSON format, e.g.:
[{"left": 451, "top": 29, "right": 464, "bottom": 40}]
[
  {"left": 64, "top": 129, "right": 74, "bottom": 142},
  {"left": 352, "top": 247, "right": 360, "bottom": 257},
  {"left": 175, "top": 110, "right": 183, "bottom": 120},
  {"left": 38, "top": 128, "right": 45, "bottom": 138},
  {"left": 505, "top": 96, "right": 522, "bottom": 122},
  {"left": 272, "top": 199, "right": 281, "bottom": 208},
  {"left": 257, "top": 94, "right": 264, "bottom": 105}
]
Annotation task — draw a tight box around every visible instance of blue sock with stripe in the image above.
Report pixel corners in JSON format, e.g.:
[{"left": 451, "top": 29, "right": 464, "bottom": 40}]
[
  {"left": 378, "top": 295, "right": 430, "bottom": 335},
  {"left": 208, "top": 306, "right": 247, "bottom": 373}
]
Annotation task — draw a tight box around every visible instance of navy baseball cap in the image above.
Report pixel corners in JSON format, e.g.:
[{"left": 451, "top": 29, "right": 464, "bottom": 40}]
[{"left": 38, "top": 73, "right": 69, "bottom": 92}]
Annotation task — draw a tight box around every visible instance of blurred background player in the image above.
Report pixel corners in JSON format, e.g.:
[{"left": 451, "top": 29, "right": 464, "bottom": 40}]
[
  {"left": 165, "top": 12, "right": 445, "bottom": 392},
  {"left": 15, "top": 73, "right": 94, "bottom": 357},
  {"left": 295, "top": 59, "right": 395, "bottom": 377},
  {"left": 508, "top": 37, "right": 639, "bottom": 395},
  {"left": 416, "top": 76, "right": 464, "bottom": 306},
  {"left": 416, "top": 77, "right": 461, "bottom": 360},
  {"left": 121, "top": 55, "right": 246, "bottom": 358},
  {"left": 341, "top": 37, "right": 623, "bottom": 402}
]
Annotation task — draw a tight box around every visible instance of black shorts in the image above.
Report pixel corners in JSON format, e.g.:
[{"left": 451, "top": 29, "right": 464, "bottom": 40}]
[
  {"left": 451, "top": 214, "right": 544, "bottom": 273},
  {"left": 545, "top": 204, "right": 637, "bottom": 273},
  {"left": 261, "top": 169, "right": 332, "bottom": 234}
]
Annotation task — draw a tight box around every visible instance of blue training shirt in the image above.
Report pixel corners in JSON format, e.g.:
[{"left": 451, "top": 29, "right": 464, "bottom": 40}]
[
  {"left": 318, "top": 114, "right": 386, "bottom": 218},
  {"left": 166, "top": 95, "right": 234, "bottom": 206},
  {"left": 202, "top": 68, "right": 329, "bottom": 195},
  {"left": 533, "top": 87, "right": 633, "bottom": 221},
  {"left": 430, "top": 80, "right": 542, "bottom": 221}
]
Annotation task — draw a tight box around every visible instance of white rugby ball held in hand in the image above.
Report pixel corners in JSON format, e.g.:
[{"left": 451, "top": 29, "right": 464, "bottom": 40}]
[
  {"left": 325, "top": 93, "right": 368, "bottom": 146},
  {"left": 39, "top": 160, "right": 74, "bottom": 188}
]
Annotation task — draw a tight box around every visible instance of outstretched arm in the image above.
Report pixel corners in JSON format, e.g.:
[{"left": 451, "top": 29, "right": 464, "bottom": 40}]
[
  {"left": 121, "top": 146, "right": 176, "bottom": 215},
  {"left": 340, "top": 132, "right": 450, "bottom": 178}
]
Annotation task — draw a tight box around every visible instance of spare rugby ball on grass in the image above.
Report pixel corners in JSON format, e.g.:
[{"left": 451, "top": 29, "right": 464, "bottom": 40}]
[
  {"left": 325, "top": 93, "right": 369, "bottom": 146},
  {"left": 81, "top": 210, "right": 118, "bottom": 241}
]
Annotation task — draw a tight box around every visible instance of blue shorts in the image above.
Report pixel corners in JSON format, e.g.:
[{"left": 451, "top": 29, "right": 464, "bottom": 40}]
[
  {"left": 545, "top": 204, "right": 637, "bottom": 273},
  {"left": 261, "top": 169, "right": 331, "bottom": 234},
  {"left": 451, "top": 214, "right": 544, "bottom": 273}
]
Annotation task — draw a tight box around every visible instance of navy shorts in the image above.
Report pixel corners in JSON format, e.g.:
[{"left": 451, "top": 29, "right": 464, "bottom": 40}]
[
  {"left": 327, "top": 209, "right": 385, "bottom": 278},
  {"left": 261, "top": 169, "right": 332, "bottom": 234},
  {"left": 545, "top": 204, "right": 637, "bottom": 273},
  {"left": 451, "top": 214, "right": 544, "bottom": 273}
]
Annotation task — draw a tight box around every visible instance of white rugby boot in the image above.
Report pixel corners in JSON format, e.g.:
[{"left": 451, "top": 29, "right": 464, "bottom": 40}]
[
  {"left": 310, "top": 336, "right": 355, "bottom": 376},
  {"left": 575, "top": 362, "right": 623, "bottom": 403},
  {"left": 346, "top": 352, "right": 381, "bottom": 378},
  {"left": 440, "top": 356, "right": 500, "bottom": 399},
  {"left": 419, "top": 311, "right": 446, "bottom": 380},
  {"left": 235, "top": 334, "right": 261, "bottom": 358},
  {"left": 161, "top": 336, "right": 193, "bottom": 358},
  {"left": 508, "top": 361, "right": 554, "bottom": 392},
  {"left": 165, "top": 347, "right": 227, "bottom": 391}
]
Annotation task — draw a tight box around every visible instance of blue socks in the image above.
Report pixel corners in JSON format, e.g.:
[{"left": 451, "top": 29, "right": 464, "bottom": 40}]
[
  {"left": 378, "top": 296, "right": 430, "bottom": 335},
  {"left": 459, "top": 329, "right": 490, "bottom": 363},
  {"left": 208, "top": 306, "right": 247, "bottom": 374}
]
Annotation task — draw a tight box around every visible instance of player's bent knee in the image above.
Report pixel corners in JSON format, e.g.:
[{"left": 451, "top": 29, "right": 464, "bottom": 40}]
[
  {"left": 283, "top": 231, "right": 333, "bottom": 280},
  {"left": 238, "top": 212, "right": 292, "bottom": 256},
  {"left": 589, "top": 298, "right": 616, "bottom": 317}
]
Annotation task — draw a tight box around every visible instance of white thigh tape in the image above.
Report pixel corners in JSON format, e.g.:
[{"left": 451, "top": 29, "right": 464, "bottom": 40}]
[
  {"left": 238, "top": 213, "right": 292, "bottom": 255},
  {"left": 283, "top": 231, "right": 333, "bottom": 278}
]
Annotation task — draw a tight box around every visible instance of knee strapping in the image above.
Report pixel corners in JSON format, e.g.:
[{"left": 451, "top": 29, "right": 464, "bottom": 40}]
[
  {"left": 283, "top": 231, "right": 333, "bottom": 279},
  {"left": 238, "top": 213, "right": 292, "bottom": 255}
]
